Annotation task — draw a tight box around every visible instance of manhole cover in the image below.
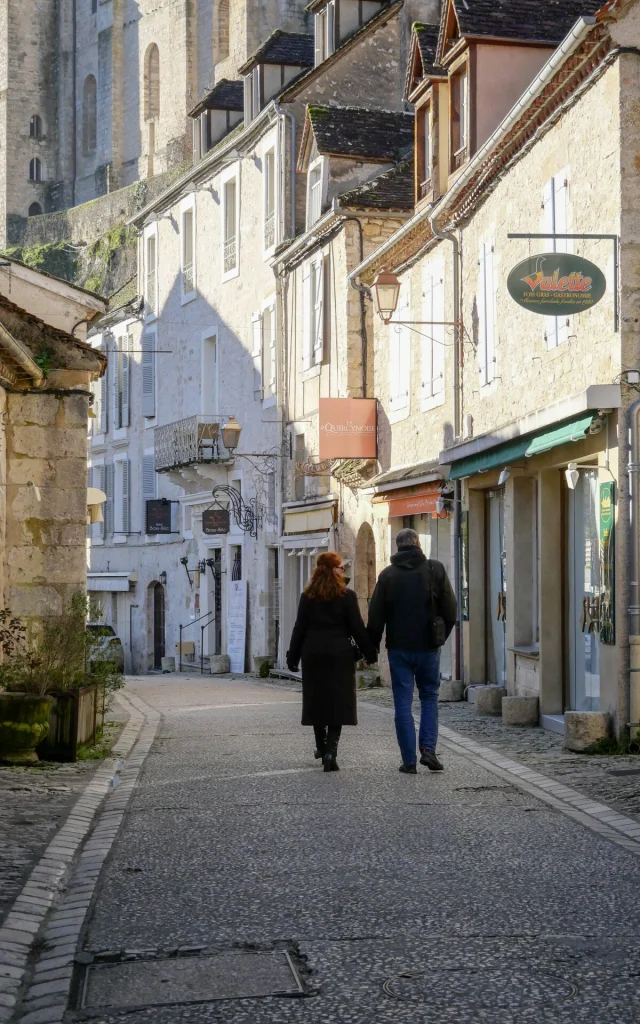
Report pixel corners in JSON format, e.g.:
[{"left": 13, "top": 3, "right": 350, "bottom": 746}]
[
  {"left": 383, "top": 968, "right": 577, "bottom": 1009},
  {"left": 82, "top": 951, "right": 303, "bottom": 1010}
]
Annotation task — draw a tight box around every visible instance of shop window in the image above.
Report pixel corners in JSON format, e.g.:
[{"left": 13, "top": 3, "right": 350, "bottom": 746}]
[
  {"left": 450, "top": 66, "right": 468, "bottom": 171},
  {"left": 28, "top": 202, "right": 43, "bottom": 217},
  {"left": 29, "top": 157, "right": 42, "bottom": 182},
  {"left": 29, "top": 114, "right": 42, "bottom": 138},
  {"left": 82, "top": 75, "right": 97, "bottom": 154},
  {"left": 144, "top": 44, "right": 160, "bottom": 120}
]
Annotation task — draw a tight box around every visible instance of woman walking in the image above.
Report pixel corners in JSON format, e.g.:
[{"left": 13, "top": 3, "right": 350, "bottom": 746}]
[{"left": 286, "top": 552, "right": 376, "bottom": 771}]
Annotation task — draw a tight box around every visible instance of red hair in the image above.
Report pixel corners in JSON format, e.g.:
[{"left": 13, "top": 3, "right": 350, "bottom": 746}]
[{"left": 304, "top": 551, "right": 347, "bottom": 602}]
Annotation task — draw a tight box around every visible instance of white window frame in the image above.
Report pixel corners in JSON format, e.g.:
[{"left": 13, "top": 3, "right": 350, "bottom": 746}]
[
  {"left": 389, "top": 282, "right": 411, "bottom": 423},
  {"left": 263, "top": 145, "right": 277, "bottom": 257},
  {"left": 306, "top": 156, "right": 326, "bottom": 230},
  {"left": 477, "top": 237, "right": 497, "bottom": 389},
  {"left": 421, "top": 260, "right": 445, "bottom": 411},
  {"left": 543, "top": 168, "right": 571, "bottom": 349},
  {"left": 262, "top": 296, "right": 277, "bottom": 407},
  {"left": 112, "top": 454, "right": 130, "bottom": 542},
  {"left": 302, "top": 255, "right": 324, "bottom": 377},
  {"left": 143, "top": 223, "right": 158, "bottom": 321},
  {"left": 221, "top": 163, "right": 240, "bottom": 281},
  {"left": 180, "top": 196, "right": 196, "bottom": 303},
  {"left": 200, "top": 327, "right": 219, "bottom": 415}
]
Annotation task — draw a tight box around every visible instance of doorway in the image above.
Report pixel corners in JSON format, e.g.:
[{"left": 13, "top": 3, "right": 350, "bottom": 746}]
[
  {"left": 153, "top": 583, "right": 165, "bottom": 670},
  {"left": 206, "top": 549, "right": 223, "bottom": 656},
  {"left": 567, "top": 470, "right": 600, "bottom": 711},
  {"left": 486, "top": 489, "right": 506, "bottom": 685},
  {"left": 418, "top": 513, "right": 453, "bottom": 681},
  {"left": 355, "top": 523, "right": 376, "bottom": 620}
]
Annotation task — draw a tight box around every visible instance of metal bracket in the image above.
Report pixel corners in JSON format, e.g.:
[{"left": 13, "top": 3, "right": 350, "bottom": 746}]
[{"left": 507, "top": 233, "right": 619, "bottom": 332}]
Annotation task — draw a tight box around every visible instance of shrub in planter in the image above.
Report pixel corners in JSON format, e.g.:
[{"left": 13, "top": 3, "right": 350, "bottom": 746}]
[{"left": 0, "top": 594, "right": 123, "bottom": 764}]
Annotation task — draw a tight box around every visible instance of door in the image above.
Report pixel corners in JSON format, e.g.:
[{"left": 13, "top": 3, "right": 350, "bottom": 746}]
[
  {"left": 419, "top": 512, "right": 454, "bottom": 681},
  {"left": 206, "top": 550, "right": 223, "bottom": 656},
  {"left": 486, "top": 490, "right": 507, "bottom": 685},
  {"left": 153, "top": 583, "right": 165, "bottom": 670},
  {"left": 567, "top": 470, "right": 600, "bottom": 711}
]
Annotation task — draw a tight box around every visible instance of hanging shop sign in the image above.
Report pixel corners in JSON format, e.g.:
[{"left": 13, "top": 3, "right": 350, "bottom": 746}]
[
  {"left": 507, "top": 253, "right": 606, "bottom": 317},
  {"left": 319, "top": 398, "right": 377, "bottom": 459},
  {"left": 382, "top": 483, "right": 442, "bottom": 518},
  {"left": 145, "top": 499, "right": 172, "bottom": 535},
  {"left": 600, "top": 481, "right": 615, "bottom": 644},
  {"left": 202, "top": 509, "right": 230, "bottom": 535}
]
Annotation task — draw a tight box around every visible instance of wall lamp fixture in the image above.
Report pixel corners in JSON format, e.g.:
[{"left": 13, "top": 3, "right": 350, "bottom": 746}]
[{"left": 371, "top": 268, "right": 462, "bottom": 327}]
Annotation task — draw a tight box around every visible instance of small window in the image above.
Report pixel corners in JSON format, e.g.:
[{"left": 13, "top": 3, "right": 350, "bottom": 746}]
[
  {"left": 307, "top": 162, "right": 323, "bottom": 228},
  {"left": 91, "top": 0, "right": 97, "bottom": 12},
  {"left": 29, "top": 115, "right": 42, "bottom": 138},
  {"left": 450, "top": 67, "right": 468, "bottom": 170},
  {"left": 29, "top": 157, "right": 42, "bottom": 182},
  {"left": 181, "top": 206, "right": 195, "bottom": 297},
  {"left": 82, "top": 74, "right": 97, "bottom": 154},
  {"left": 223, "top": 176, "right": 237, "bottom": 275},
  {"left": 264, "top": 149, "right": 276, "bottom": 251},
  {"left": 145, "top": 44, "right": 160, "bottom": 120},
  {"left": 146, "top": 232, "right": 157, "bottom": 315},
  {"left": 28, "top": 202, "right": 42, "bottom": 217}
]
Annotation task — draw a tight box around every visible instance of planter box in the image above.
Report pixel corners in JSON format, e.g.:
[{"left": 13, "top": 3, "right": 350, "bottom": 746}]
[{"left": 37, "top": 683, "right": 105, "bottom": 762}]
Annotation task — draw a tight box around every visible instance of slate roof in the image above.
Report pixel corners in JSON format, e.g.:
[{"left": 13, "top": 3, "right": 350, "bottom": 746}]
[
  {"left": 0, "top": 292, "right": 106, "bottom": 374},
  {"left": 305, "top": 106, "right": 414, "bottom": 163},
  {"left": 339, "top": 159, "right": 414, "bottom": 211},
  {"left": 238, "top": 31, "right": 315, "bottom": 74},
  {"left": 437, "top": 0, "right": 604, "bottom": 61},
  {"left": 188, "top": 79, "right": 244, "bottom": 119},
  {"left": 414, "top": 23, "right": 443, "bottom": 74}
]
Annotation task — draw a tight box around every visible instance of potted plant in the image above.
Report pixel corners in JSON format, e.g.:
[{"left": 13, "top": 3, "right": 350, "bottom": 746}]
[{"left": 0, "top": 593, "right": 123, "bottom": 764}]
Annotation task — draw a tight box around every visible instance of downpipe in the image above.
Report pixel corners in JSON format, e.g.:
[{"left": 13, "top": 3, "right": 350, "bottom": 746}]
[{"left": 627, "top": 399, "right": 640, "bottom": 751}]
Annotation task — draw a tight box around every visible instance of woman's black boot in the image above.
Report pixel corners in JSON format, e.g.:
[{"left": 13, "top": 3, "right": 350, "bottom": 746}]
[
  {"left": 313, "top": 726, "right": 327, "bottom": 761},
  {"left": 323, "top": 728, "right": 341, "bottom": 771}
]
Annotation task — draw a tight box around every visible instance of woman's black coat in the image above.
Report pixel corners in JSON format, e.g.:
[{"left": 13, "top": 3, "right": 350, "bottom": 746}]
[{"left": 287, "top": 588, "right": 376, "bottom": 727}]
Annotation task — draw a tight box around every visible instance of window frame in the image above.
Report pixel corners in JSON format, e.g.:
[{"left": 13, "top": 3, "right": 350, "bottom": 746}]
[
  {"left": 29, "top": 114, "right": 43, "bottom": 138},
  {"left": 306, "top": 156, "right": 326, "bottom": 230},
  {"left": 29, "top": 157, "right": 42, "bottom": 182},
  {"left": 143, "top": 223, "right": 158, "bottom": 321},
  {"left": 180, "top": 195, "right": 197, "bottom": 302},
  {"left": 449, "top": 58, "right": 469, "bottom": 174},
  {"left": 200, "top": 327, "right": 219, "bottom": 415},
  {"left": 221, "top": 163, "right": 240, "bottom": 281}
]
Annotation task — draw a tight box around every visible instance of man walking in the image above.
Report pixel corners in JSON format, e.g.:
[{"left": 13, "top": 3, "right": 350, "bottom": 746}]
[{"left": 367, "top": 528, "right": 457, "bottom": 774}]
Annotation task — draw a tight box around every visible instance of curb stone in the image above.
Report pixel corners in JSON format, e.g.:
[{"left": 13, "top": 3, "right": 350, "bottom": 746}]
[{"left": 0, "top": 690, "right": 157, "bottom": 1024}]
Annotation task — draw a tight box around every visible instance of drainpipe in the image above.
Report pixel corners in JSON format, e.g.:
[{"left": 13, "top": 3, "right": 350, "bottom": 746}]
[
  {"left": 628, "top": 399, "right": 640, "bottom": 749},
  {"left": 429, "top": 211, "right": 463, "bottom": 684},
  {"left": 273, "top": 104, "right": 295, "bottom": 240},
  {"left": 71, "top": 0, "right": 77, "bottom": 207}
]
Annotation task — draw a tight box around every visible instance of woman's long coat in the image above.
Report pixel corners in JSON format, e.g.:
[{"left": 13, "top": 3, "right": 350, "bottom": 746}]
[{"left": 287, "top": 588, "right": 376, "bottom": 727}]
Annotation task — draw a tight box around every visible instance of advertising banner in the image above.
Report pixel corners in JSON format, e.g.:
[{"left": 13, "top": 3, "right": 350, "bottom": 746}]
[
  {"left": 145, "top": 499, "right": 172, "bottom": 535},
  {"left": 319, "top": 398, "right": 377, "bottom": 459},
  {"left": 507, "top": 253, "right": 606, "bottom": 317}
]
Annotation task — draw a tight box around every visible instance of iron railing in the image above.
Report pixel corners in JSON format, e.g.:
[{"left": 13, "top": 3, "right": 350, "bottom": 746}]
[
  {"left": 264, "top": 210, "right": 275, "bottom": 250},
  {"left": 154, "top": 415, "right": 231, "bottom": 472},
  {"left": 223, "top": 236, "right": 237, "bottom": 273},
  {"left": 182, "top": 262, "right": 194, "bottom": 295}
]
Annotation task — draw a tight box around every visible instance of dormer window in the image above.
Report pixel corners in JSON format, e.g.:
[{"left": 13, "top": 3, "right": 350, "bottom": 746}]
[
  {"left": 188, "top": 80, "right": 243, "bottom": 162},
  {"left": 307, "top": 159, "right": 325, "bottom": 228},
  {"left": 313, "top": 0, "right": 386, "bottom": 64},
  {"left": 450, "top": 65, "right": 468, "bottom": 171},
  {"left": 244, "top": 68, "right": 261, "bottom": 123},
  {"left": 314, "top": 2, "right": 335, "bottom": 65},
  {"left": 239, "top": 32, "right": 314, "bottom": 122}
]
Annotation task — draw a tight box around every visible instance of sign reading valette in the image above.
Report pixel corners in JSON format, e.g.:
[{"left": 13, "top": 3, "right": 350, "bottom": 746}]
[
  {"left": 507, "top": 253, "right": 606, "bottom": 317},
  {"left": 202, "top": 509, "right": 230, "bottom": 535},
  {"left": 319, "top": 398, "right": 377, "bottom": 459}
]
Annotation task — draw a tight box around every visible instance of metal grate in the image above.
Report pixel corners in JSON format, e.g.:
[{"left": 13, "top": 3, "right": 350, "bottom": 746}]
[
  {"left": 223, "top": 237, "right": 237, "bottom": 273},
  {"left": 182, "top": 262, "right": 194, "bottom": 294},
  {"left": 154, "top": 415, "right": 229, "bottom": 472}
]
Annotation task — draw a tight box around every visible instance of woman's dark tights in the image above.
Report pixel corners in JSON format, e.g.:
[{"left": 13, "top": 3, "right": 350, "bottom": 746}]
[{"left": 313, "top": 725, "right": 342, "bottom": 754}]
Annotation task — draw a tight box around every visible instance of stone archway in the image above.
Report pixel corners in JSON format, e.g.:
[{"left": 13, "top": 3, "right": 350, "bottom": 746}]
[{"left": 355, "top": 522, "right": 376, "bottom": 620}]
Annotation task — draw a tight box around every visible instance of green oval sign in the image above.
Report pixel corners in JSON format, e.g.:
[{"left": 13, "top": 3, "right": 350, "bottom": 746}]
[{"left": 507, "top": 253, "right": 606, "bottom": 317}]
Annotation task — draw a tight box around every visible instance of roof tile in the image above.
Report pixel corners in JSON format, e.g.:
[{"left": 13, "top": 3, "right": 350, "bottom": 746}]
[{"left": 307, "top": 105, "right": 414, "bottom": 162}]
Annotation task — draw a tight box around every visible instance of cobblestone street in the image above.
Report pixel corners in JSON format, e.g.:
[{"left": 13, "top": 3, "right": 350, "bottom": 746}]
[{"left": 3, "top": 675, "right": 640, "bottom": 1024}]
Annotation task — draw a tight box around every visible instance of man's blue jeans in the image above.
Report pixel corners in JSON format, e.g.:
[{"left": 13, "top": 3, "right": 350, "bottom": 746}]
[{"left": 388, "top": 648, "right": 441, "bottom": 765}]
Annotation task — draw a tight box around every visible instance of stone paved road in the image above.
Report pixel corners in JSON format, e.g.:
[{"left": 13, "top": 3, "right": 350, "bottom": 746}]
[{"left": 69, "top": 676, "right": 640, "bottom": 1024}]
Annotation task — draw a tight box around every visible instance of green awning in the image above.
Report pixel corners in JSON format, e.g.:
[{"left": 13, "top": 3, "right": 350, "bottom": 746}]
[{"left": 446, "top": 413, "right": 596, "bottom": 481}]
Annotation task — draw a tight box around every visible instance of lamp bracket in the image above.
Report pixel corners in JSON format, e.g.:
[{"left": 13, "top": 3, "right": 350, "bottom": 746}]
[{"left": 211, "top": 484, "right": 266, "bottom": 539}]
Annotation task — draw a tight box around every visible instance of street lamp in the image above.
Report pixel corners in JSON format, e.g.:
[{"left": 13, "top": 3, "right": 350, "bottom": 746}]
[
  {"left": 372, "top": 268, "right": 401, "bottom": 323},
  {"left": 221, "top": 415, "right": 242, "bottom": 453}
]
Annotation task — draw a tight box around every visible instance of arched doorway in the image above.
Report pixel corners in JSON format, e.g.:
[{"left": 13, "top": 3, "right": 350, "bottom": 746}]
[
  {"left": 152, "top": 582, "right": 165, "bottom": 669},
  {"left": 355, "top": 523, "right": 376, "bottom": 620}
]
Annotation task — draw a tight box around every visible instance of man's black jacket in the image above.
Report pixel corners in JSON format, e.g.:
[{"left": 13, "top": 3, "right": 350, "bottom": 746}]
[{"left": 367, "top": 546, "right": 457, "bottom": 652}]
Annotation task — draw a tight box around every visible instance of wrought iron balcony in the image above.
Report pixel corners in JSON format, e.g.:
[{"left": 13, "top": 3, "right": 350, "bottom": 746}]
[
  {"left": 264, "top": 210, "right": 275, "bottom": 251},
  {"left": 182, "top": 262, "right": 194, "bottom": 295},
  {"left": 223, "top": 236, "right": 237, "bottom": 274},
  {"left": 154, "top": 415, "right": 231, "bottom": 472}
]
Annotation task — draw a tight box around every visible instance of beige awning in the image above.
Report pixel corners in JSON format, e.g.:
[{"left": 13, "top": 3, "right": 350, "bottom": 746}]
[{"left": 284, "top": 505, "right": 334, "bottom": 534}]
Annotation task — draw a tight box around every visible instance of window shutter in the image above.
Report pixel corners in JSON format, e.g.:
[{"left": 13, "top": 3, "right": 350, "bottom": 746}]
[
  {"left": 389, "top": 289, "right": 409, "bottom": 414},
  {"left": 422, "top": 274, "right": 434, "bottom": 397},
  {"left": 326, "top": 2, "right": 335, "bottom": 55},
  {"left": 142, "top": 330, "right": 156, "bottom": 417},
  {"left": 142, "top": 454, "right": 156, "bottom": 533},
  {"left": 269, "top": 303, "right": 277, "bottom": 393},
  {"left": 252, "top": 312, "right": 263, "bottom": 400},
  {"left": 302, "top": 263, "right": 311, "bottom": 370},
  {"left": 314, "top": 13, "right": 323, "bottom": 65},
  {"left": 313, "top": 258, "right": 324, "bottom": 364},
  {"left": 485, "top": 244, "right": 496, "bottom": 382},
  {"left": 121, "top": 337, "right": 130, "bottom": 427},
  {"left": 112, "top": 341, "right": 120, "bottom": 429},
  {"left": 433, "top": 274, "right": 445, "bottom": 395},
  {"left": 100, "top": 340, "right": 108, "bottom": 433},
  {"left": 243, "top": 76, "right": 252, "bottom": 122},
  {"left": 554, "top": 173, "right": 570, "bottom": 345},
  {"left": 99, "top": 465, "right": 106, "bottom": 540},
  {"left": 121, "top": 460, "right": 130, "bottom": 534},
  {"left": 104, "top": 464, "right": 113, "bottom": 538},
  {"left": 478, "top": 243, "right": 488, "bottom": 385}
]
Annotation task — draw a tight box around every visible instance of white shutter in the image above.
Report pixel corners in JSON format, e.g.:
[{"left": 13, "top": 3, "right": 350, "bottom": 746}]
[
  {"left": 142, "top": 454, "right": 156, "bottom": 534},
  {"left": 485, "top": 244, "right": 496, "bottom": 382},
  {"left": 390, "top": 288, "right": 409, "bottom": 415},
  {"left": 121, "top": 337, "right": 130, "bottom": 427},
  {"left": 421, "top": 274, "right": 433, "bottom": 399},
  {"left": 269, "top": 303, "right": 277, "bottom": 394},
  {"left": 433, "top": 273, "right": 445, "bottom": 396},
  {"left": 142, "top": 330, "right": 156, "bottom": 417},
  {"left": 112, "top": 339, "right": 120, "bottom": 429},
  {"left": 302, "top": 263, "right": 311, "bottom": 370},
  {"left": 314, "top": 12, "right": 324, "bottom": 65},
  {"left": 554, "top": 172, "right": 570, "bottom": 344},
  {"left": 99, "top": 465, "right": 106, "bottom": 540},
  {"left": 104, "top": 464, "right": 113, "bottom": 537},
  {"left": 243, "top": 76, "right": 252, "bottom": 122},
  {"left": 389, "top": 319, "right": 400, "bottom": 409},
  {"left": 478, "top": 244, "right": 488, "bottom": 385},
  {"left": 100, "top": 340, "right": 108, "bottom": 433},
  {"left": 121, "top": 459, "right": 130, "bottom": 534},
  {"left": 326, "top": 2, "right": 335, "bottom": 55},
  {"left": 252, "top": 313, "right": 263, "bottom": 400},
  {"left": 312, "top": 257, "right": 324, "bottom": 364}
]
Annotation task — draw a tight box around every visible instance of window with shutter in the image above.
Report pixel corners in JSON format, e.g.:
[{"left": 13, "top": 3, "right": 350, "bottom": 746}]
[
  {"left": 104, "top": 464, "right": 113, "bottom": 538},
  {"left": 115, "top": 459, "right": 130, "bottom": 535},
  {"left": 112, "top": 338, "right": 121, "bottom": 429},
  {"left": 99, "top": 465, "right": 106, "bottom": 541},
  {"left": 478, "top": 240, "right": 496, "bottom": 386},
  {"left": 146, "top": 233, "right": 157, "bottom": 316},
  {"left": 252, "top": 313, "right": 263, "bottom": 400},
  {"left": 223, "top": 177, "right": 237, "bottom": 274},
  {"left": 99, "top": 338, "right": 108, "bottom": 434},
  {"left": 142, "top": 330, "right": 156, "bottom": 417},
  {"left": 312, "top": 257, "right": 324, "bottom": 365},
  {"left": 142, "top": 454, "right": 156, "bottom": 534},
  {"left": 264, "top": 150, "right": 276, "bottom": 251},
  {"left": 182, "top": 206, "right": 195, "bottom": 296},
  {"left": 421, "top": 266, "right": 445, "bottom": 407},
  {"left": 543, "top": 170, "right": 570, "bottom": 348},
  {"left": 121, "top": 337, "right": 130, "bottom": 427},
  {"left": 389, "top": 286, "right": 410, "bottom": 419},
  {"left": 302, "top": 263, "right": 312, "bottom": 370}
]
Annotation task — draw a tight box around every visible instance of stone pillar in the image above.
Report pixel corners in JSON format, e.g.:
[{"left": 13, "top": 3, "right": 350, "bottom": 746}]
[
  {"left": 504, "top": 475, "right": 535, "bottom": 694},
  {"left": 464, "top": 487, "right": 486, "bottom": 684},
  {"left": 538, "top": 469, "right": 563, "bottom": 715}
]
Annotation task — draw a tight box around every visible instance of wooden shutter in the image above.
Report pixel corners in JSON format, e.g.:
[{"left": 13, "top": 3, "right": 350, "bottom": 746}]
[
  {"left": 422, "top": 273, "right": 434, "bottom": 398},
  {"left": 99, "top": 465, "right": 106, "bottom": 540},
  {"left": 485, "top": 243, "right": 496, "bottom": 382},
  {"left": 326, "top": 2, "right": 335, "bottom": 55},
  {"left": 312, "top": 257, "right": 324, "bottom": 365},
  {"left": 100, "top": 339, "right": 108, "bottom": 433},
  {"left": 269, "top": 303, "right": 277, "bottom": 395},
  {"left": 142, "top": 330, "right": 156, "bottom": 417},
  {"left": 112, "top": 341, "right": 120, "bottom": 429},
  {"left": 121, "top": 459, "right": 130, "bottom": 534},
  {"left": 302, "top": 263, "right": 311, "bottom": 370},
  {"left": 104, "top": 464, "right": 113, "bottom": 538},
  {"left": 433, "top": 273, "right": 445, "bottom": 395},
  {"left": 478, "top": 243, "right": 488, "bottom": 385},
  {"left": 121, "top": 337, "right": 130, "bottom": 427},
  {"left": 252, "top": 313, "right": 263, "bottom": 400},
  {"left": 142, "top": 454, "right": 156, "bottom": 533}
]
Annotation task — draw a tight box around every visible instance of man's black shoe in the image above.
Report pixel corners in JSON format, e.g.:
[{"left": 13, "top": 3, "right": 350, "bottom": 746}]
[
  {"left": 420, "top": 749, "right": 444, "bottom": 771},
  {"left": 399, "top": 763, "right": 417, "bottom": 774}
]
